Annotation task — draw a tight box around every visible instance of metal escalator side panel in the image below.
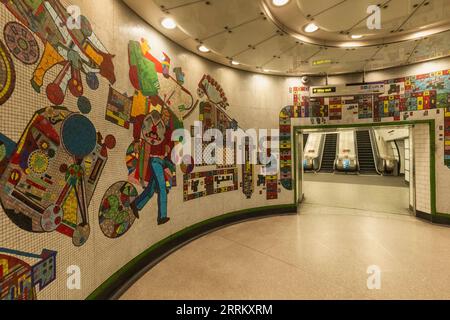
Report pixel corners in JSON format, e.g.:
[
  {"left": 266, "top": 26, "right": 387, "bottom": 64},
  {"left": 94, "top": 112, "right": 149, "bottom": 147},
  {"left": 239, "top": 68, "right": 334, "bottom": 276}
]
[
  {"left": 304, "top": 133, "right": 323, "bottom": 171},
  {"left": 335, "top": 131, "right": 358, "bottom": 172},
  {"left": 370, "top": 129, "right": 386, "bottom": 175}
]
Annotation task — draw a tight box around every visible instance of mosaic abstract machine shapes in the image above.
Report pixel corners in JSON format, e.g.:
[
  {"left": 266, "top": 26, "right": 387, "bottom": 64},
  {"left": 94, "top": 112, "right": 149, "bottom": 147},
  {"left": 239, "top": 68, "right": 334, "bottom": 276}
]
[
  {"left": 104, "top": 38, "right": 197, "bottom": 226},
  {"left": 0, "top": 247, "right": 57, "bottom": 300},
  {"left": 197, "top": 100, "right": 238, "bottom": 168},
  {"left": 1, "top": 0, "right": 116, "bottom": 106},
  {"left": 98, "top": 181, "right": 138, "bottom": 239},
  {"left": 183, "top": 168, "right": 238, "bottom": 201},
  {"left": 105, "top": 86, "right": 132, "bottom": 129},
  {"left": 127, "top": 38, "right": 196, "bottom": 120},
  {"left": 0, "top": 106, "right": 115, "bottom": 246}
]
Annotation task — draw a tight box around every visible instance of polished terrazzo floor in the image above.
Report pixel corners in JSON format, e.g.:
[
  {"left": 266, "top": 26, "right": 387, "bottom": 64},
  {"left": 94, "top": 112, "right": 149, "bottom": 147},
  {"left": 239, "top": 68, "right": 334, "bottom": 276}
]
[
  {"left": 121, "top": 204, "right": 450, "bottom": 300},
  {"left": 303, "top": 174, "right": 410, "bottom": 214}
]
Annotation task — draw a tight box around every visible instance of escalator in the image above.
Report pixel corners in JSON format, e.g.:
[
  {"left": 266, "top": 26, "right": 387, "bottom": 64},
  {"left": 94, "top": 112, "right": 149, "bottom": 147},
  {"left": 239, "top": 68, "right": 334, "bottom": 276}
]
[
  {"left": 356, "top": 130, "right": 378, "bottom": 175},
  {"left": 319, "top": 133, "right": 337, "bottom": 173}
]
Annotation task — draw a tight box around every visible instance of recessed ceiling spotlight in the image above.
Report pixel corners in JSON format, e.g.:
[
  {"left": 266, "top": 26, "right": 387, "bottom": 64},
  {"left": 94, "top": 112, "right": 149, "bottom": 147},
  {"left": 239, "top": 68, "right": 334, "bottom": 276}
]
[
  {"left": 351, "top": 34, "right": 363, "bottom": 39},
  {"left": 161, "top": 17, "right": 177, "bottom": 30},
  {"left": 272, "top": 0, "right": 290, "bottom": 6},
  {"left": 231, "top": 60, "right": 240, "bottom": 65},
  {"left": 198, "top": 45, "right": 210, "bottom": 53},
  {"left": 304, "top": 23, "right": 319, "bottom": 33}
]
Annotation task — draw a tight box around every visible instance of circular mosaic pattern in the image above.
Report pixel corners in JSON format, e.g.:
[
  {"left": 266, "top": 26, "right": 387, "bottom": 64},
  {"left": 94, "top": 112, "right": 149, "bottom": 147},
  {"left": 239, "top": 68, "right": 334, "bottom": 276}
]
[
  {"left": 41, "top": 205, "right": 63, "bottom": 232},
  {"left": 86, "top": 72, "right": 99, "bottom": 90},
  {"left": 99, "top": 181, "right": 138, "bottom": 239},
  {"left": 3, "top": 22, "right": 40, "bottom": 65},
  {"left": 104, "top": 135, "right": 116, "bottom": 150},
  {"left": 61, "top": 114, "right": 97, "bottom": 158},
  {"left": 46, "top": 82, "right": 65, "bottom": 106},
  {"left": 72, "top": 224, "right": 90, "bottom": 247},
  {"left": 0, "top": 39, "right": 16, "bottom": 105},
  {"left": 142, "top": 110, "right": 166, "bottom": 146},
  {"left": 28, "top": 150, "right": 49, "bottom": 174},
  {"left": 77, "top": 96, "right": 92, "bottom": 114}
]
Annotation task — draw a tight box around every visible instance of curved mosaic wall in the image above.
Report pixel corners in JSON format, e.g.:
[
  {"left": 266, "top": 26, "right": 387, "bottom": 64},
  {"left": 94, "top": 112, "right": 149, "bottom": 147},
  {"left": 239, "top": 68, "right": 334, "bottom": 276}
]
[
  {"left": 0, "top": 0, "right": 449, "bottom": 300},
  {"left": 0, "top": 0, "right": 290, "bottom": 299}
]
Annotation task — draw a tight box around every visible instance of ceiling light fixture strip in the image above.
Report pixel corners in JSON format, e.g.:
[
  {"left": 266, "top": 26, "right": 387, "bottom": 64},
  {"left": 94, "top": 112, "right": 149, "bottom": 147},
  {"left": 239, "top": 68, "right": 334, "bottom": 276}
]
[
  {"left": 394, "top": 0, "right": 428, "bottom": 33},
  {"left": 161, "top": 0, "right": 209, "bottom": 13},
  {"left": 200, "top": 15, "right": 264, "bottom": 42}
]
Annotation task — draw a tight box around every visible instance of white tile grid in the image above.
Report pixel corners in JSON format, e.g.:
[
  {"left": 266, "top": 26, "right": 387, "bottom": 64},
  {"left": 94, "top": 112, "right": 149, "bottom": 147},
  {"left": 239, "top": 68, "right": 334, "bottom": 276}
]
[
  {"left": 434, "top": 114, "right": 450, "bottom": 213},
  {"left": 414, "top": 124, "right": 431, "bottom": 213}
]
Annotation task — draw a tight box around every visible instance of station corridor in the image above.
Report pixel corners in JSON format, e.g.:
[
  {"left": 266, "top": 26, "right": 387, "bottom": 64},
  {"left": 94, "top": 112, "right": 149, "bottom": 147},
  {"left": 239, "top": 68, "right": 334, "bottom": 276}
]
[
  {"left": 121, "top": 204, "right": 450, "bottom": 300},
  {"left": 1, "top": 0, "right": 450, "bottom": 306}
]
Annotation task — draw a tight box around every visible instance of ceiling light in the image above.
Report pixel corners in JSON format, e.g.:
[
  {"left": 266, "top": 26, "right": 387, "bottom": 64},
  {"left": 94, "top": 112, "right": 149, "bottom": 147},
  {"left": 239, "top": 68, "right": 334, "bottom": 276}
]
[
  {"left": 412, "top": 31, "right": 430, "bottom": 39},
  {"left": 198, "top": 45, "right": 210, "bottom": 53},
  {"left": 272, "top": 0, "right": 290, "bottom": 6},
  {"left": 161, "top": 18, "right": 177, "bottom": 30},
  {"left": 340, "top": 42, "right": 360, "bottom": 48},
  {"left": 351, "top": 35, "right": 363, "bottom": 39},
  {"left": 231, "top": 60, "right": 240, "bottom": 65},
  {"left": 312, "top": 59, "right": 332, "bottom": 66},
  {"left": 304, "top": 23, "right": 319, "bottom": 33}
]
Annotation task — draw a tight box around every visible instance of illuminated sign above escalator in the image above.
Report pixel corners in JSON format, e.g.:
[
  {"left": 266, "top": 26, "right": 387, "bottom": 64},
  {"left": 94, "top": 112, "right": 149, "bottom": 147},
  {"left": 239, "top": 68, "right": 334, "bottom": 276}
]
[
  {"left": 312, "top": 87, "right": 337, "bottom": 94},
  {"left": 310, "top": 83, "right": 385, "bottom": 97}
]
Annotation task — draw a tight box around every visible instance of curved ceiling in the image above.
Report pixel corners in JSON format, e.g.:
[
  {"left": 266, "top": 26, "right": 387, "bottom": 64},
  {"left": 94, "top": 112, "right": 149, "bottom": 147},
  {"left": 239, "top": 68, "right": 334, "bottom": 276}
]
[{"left": 122, "top": 0, "right": 450, "bottom": 76}]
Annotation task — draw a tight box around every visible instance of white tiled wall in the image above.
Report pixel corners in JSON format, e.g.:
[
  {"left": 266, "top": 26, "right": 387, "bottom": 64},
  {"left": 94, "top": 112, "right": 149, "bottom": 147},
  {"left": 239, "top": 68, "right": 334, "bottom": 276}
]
[
  {"left": 434, "top": 113, "right": 450, "bottom": 214},
  {"left": 413, "top": 124, "right": 431, "bottom": 214},
  {"left": 404, "top": 138, "right": 411, "bottom": 183}
]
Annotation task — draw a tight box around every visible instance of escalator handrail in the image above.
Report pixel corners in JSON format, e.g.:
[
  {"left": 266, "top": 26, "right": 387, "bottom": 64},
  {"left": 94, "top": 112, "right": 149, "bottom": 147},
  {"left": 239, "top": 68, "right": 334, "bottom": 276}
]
[
  {"left": 316, "top": 133, "right": 326, "bottom": 172},
  {"left": 354, "top": 130, "right": 360, "bottom": 172},
  {"left": 333, "top": 133, "right": 339, "bottom": 172},
  {"left": 393, "top": 140, "right": 401, "bottom": 174},
  {"left": 369, "top": 129, "right": 383, "bottom": 175}
]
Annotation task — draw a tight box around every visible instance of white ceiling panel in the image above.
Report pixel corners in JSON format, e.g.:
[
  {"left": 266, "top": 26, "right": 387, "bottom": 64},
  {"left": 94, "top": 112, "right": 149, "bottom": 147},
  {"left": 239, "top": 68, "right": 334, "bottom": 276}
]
[{"left": 123, "top": 0, "right": 450, "bottom": 75}]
